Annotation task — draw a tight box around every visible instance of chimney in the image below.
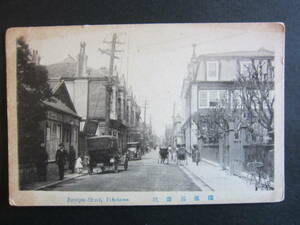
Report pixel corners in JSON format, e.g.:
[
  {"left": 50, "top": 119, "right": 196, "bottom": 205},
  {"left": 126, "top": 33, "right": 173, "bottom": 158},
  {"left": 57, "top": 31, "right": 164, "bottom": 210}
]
[{"left": 77, "top": 41, "right": 88, "bottom": 77}]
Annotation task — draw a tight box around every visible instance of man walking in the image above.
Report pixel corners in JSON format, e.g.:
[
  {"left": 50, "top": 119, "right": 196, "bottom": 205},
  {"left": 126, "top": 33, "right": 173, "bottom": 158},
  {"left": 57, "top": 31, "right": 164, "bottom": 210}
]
[
  {"left": 56, "top": 143, "right": 66, "bottom": 180},
  {"left": 68, "top": 145, "right": 76, "bottom": 173}
]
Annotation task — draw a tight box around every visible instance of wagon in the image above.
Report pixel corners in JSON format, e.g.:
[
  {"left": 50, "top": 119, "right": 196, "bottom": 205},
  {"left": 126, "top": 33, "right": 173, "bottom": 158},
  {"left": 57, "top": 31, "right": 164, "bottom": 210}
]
[
  {"left": 87, "top": 135, "right": 128, "bottom": 173},
  {"left": 127, "top": 142, "right": 142, "bottom": 160}
]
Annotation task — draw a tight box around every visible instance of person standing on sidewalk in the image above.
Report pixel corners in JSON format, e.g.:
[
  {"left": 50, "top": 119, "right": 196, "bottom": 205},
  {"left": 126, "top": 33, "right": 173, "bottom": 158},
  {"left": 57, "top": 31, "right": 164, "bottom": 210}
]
[
  {"left": 55, "top": 143, "right": 66, "bottom": 180},
  {"left": 75, "top": 154, "right": 83, "bottom": 173},
  {"left": 68, "top": 145, "right": 76, "bottom": 173},
  {"left": 195, "top": 145, "right": 201, "bottom": 166}
]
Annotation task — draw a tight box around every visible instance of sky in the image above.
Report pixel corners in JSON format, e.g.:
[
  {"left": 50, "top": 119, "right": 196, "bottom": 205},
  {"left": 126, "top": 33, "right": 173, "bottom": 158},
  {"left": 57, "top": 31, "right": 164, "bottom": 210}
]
[{"left": 26, "top": 23, "right": 283, "bottom": 136}]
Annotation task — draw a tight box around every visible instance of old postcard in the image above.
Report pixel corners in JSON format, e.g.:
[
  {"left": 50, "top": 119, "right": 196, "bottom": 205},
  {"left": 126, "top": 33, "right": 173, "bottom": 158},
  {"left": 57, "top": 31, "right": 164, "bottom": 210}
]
[{"left": 6, "top": 23, "right": 285, "bottom": 206}]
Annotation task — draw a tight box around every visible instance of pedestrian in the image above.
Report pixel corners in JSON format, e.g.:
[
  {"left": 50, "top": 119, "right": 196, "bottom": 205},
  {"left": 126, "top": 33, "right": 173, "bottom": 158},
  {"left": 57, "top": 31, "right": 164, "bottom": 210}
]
[
  {"left": 55, "top": 143, "right": 66, "bottom": 180},
  {"left": 194, "top": 145, "right": 201, "bottom": 166},
  {"left": 168, "top": 145, "right": 172, "bottom": 163},
  {"left": 35, "top": 142, "right": 48, "bottom": 181},
  {"left": 182, "top": 144, "right": 188, "bottom": 165},
  {"left": 192, "top": 145, "right": 196, "bottom": 162},
  {"left": 175, "top": 144, "right": 180, "bottom": 165},
  {"left": 75, "top": 154, "right": 83, "bottom": 173},
  {"left": 68, "top": 145, "right": 76, "bottom": 173}
]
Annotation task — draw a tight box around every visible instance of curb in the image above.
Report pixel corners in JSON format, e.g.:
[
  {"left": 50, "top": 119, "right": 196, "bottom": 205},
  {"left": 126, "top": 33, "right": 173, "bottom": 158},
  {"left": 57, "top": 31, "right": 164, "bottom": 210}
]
[
  {"left": 201, "top": 158, "right": 220, "bottom": 167},
  {"left": 180, "top": 164, "right": 214, "bottom": 191},
  {"left": 34, "top": 174, "right": 86, "bottom": 190}
]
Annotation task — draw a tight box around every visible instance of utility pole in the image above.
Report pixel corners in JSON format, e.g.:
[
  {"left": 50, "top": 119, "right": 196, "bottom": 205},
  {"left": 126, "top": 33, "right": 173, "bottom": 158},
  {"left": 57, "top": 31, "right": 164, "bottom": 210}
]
[
  {"left": 99, "top": 33, "right": 124, "bottom": 78},
  {"left": 99, "top": 33, "right": 124, "bottom": 134}
]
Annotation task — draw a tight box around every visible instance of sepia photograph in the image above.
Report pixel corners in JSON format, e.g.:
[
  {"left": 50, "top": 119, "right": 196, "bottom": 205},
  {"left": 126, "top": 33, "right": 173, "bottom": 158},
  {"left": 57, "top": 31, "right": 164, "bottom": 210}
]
[{"left": 6, "top": 23, "right": 285, "bottom": 205}]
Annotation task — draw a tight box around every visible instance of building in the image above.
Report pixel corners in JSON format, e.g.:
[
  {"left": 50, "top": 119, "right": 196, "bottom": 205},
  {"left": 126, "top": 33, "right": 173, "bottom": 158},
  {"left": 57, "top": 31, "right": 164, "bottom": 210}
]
[
  {"left": 43, "top": 80, "right": 81, "bottom": 161},
  {"left": 46, "top": 42, "right": 141, "bottom": 154},
  {"left": 181, "top": 47, "right": 274, "bottom": 172}
]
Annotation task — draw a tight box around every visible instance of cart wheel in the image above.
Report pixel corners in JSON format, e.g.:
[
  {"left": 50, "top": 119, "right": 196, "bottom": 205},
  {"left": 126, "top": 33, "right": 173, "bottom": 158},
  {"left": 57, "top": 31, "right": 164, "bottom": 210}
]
[
  {"left": 114, "top": 163, "right": 119, "bottom": 173},
  {"left": 124, "top": 160, "right": 128, "bottom": 171}
]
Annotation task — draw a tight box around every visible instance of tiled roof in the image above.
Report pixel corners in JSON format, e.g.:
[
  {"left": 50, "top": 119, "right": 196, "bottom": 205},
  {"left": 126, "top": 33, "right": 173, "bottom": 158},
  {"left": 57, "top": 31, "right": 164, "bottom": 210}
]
[{"left": 43, "top": 97, "right": 80, "bottom": 118}]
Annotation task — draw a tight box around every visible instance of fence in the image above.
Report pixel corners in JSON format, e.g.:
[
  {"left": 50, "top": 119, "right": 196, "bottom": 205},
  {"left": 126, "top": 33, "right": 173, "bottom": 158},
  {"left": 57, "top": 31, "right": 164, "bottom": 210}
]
[{"left": 199, "top": 140, "right": 274, "bottom": 182}]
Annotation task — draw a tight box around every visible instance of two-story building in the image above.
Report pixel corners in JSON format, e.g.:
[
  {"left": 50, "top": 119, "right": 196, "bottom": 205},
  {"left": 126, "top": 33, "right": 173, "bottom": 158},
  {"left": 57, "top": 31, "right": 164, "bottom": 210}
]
[{"left": 181, "top": 47, "right": 274, "bottom": 165}]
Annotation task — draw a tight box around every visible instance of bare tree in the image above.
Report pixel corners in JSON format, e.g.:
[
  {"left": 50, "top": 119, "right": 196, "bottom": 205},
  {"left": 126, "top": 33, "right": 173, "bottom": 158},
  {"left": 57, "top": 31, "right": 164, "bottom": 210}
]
[
  {"left": 191, "top": 94, "right": 239, "bottom": 144},
  {"left": 236, "top": 60, "right": 274, "bottom": 134}
]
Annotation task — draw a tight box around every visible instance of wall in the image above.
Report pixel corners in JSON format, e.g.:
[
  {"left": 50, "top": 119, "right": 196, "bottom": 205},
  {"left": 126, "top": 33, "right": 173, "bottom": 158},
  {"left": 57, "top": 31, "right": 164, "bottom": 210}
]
[
  {"left": 65, "top": 79, "right": 88, "bottom": 119},
  {"left": 88, "top": 80, "right": 106, "bottom": 119},
  {"left": 200, "top": 144, "right": 219, "bottom": 163},
  {"left": 196, "top": 59, "right": 237, "bottom": 81},
  {"left": 219, "top": 59, "right": 237, "bottom": 81},
  {"left": 191, "top": 84, "right": 198, "bottom": 114}
]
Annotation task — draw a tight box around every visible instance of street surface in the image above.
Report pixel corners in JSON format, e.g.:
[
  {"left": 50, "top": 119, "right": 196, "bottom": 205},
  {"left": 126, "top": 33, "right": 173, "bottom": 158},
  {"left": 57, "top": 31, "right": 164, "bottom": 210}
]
[{"left": 44, "top": 150, "right": 203, "bottom": 191}]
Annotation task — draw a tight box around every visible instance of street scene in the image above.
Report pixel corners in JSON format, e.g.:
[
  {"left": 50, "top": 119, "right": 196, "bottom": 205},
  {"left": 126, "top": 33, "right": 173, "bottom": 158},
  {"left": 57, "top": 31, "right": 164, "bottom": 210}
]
[{"left": 16, "top": 24, "right": 278, "bottom": 193}]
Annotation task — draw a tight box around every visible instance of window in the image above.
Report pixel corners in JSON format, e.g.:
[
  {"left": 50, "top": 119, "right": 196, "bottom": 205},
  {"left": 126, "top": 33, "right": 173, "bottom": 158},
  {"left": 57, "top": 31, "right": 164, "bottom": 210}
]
[
  {"left": 208, "top": 90, "right": 218, "bottom": 107},
  {"left": 199, "top": 90, "right": 208, "bottom": 108},
  {"left": 53, "top": 123, "right": 57, "bottom": 137},
  {"left": 46, "top": 126, "right": 51, "bottom": 141},
  {"left": 219, "top": 90, "right": 228, "bottom": 103},
  {"left": 240, "top": 61, "right": 252, "bottom": 75},
  {"left": 206, "top": 61, "right": 219, "bottom": 81},
  {"left": 199, "top": 90, "right": 228, "bottom": 108},
  {"left": 231, "top": 90, "right": 242, "bottom": 108},
  {"left": 57, "top": 124, "right": 61, "bottom": 139},
  {"left": 73, "top": 128, "right": 77, "bottom": 142}
]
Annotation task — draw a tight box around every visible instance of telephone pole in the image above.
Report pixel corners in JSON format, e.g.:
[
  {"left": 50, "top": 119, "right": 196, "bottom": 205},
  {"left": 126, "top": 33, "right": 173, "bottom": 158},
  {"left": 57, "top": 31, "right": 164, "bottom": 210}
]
[
  {"left": 99, "top": 33, "right": 124, "bottom": 78},
  {"left": 99, "top": 33, "right": 124, "bottom": 134}
]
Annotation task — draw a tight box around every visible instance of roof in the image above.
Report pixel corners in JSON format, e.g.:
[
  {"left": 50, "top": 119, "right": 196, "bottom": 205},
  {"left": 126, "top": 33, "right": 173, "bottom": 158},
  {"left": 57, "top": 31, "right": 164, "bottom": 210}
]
[
  {"left": 47, "top": 56, "right": 77, "bottom": 78},
  {"left": 43, "top": 97, "right": 80, "bottom": 118},
  {"left": 46, "top": 56, "right": 106, "bottom": 78},
  {"left": 198, "top": 48, "right": 274, "bottom": 59},
  {"left": 87, "top": 135, "right": 117, "bottom": 140}
]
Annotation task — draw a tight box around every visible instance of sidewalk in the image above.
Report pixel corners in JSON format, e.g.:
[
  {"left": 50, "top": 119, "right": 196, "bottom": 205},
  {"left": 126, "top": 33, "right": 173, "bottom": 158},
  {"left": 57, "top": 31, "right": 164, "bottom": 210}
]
[
  {"left": 182, "top": 158, "right": 256, "bottom": 192},
  {"left": 23, "top": 170, "right": 88, "bottom": 190}
]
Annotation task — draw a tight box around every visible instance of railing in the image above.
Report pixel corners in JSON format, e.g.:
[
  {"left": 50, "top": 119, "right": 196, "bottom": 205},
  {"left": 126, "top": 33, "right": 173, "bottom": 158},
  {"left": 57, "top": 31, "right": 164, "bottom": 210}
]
[{"left": 246, "top": 161, "right": 273, "bottom": 191}]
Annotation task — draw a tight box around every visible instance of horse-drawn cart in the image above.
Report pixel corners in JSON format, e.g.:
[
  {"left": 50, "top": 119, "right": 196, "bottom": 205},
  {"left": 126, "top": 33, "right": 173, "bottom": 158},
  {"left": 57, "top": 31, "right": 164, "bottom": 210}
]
[{"left": 159, "top": 147, "right": 169, "bottom": 164}]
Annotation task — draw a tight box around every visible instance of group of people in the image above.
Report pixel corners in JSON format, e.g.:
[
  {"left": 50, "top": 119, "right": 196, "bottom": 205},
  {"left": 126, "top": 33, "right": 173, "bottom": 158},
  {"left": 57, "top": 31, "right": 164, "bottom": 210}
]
[
  {"left": 35, "top": 142, "right": 85, "bottom": 182},
  {"left": 156, "top": 144, "right": 202, "bottom": 166},
  {"left": 55, "top": 143, "right": 86, "bottom": 180}
]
